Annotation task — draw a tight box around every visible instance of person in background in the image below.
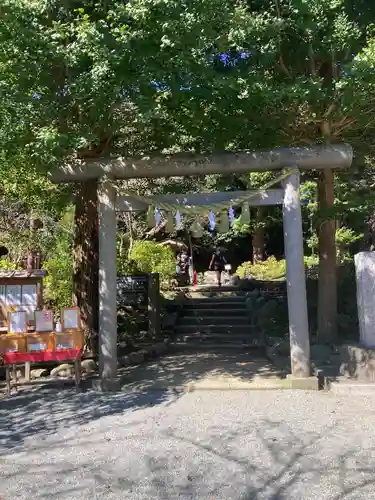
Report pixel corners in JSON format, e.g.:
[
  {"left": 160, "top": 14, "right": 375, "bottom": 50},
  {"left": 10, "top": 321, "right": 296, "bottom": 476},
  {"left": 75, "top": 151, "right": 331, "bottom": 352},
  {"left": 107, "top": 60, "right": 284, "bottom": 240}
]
[
  {"left": 209, "top": 247, "right": 227, "bottom": 287},
  {"left": 176, "top": 249, "right": 191, "bottom": 285}
]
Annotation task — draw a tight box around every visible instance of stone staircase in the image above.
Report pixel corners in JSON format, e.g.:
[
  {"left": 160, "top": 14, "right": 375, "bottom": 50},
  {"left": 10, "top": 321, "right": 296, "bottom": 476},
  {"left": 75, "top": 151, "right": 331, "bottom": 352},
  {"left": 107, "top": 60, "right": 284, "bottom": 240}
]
[{"left": 172, "top": 288, "right": 261, "bottom": 351}]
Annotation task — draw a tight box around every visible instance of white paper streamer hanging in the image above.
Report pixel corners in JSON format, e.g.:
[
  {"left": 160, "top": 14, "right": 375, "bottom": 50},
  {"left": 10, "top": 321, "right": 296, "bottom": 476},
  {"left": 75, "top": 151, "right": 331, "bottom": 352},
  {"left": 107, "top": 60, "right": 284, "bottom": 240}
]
[
  {"left": 165, "top": 212, "right": 175, "bottom": 233},
  {"left": 218, "top": 212, "right": 230, "bottom": 233},
  {"left": 154, "top": 207, "right": 162, "bottom": 226},
  {"left": 175, "top": 211, "right": 182, "bottom": 230},
  {"left": 191, "top": 220, "right": 204, "bottom": 238},
  {"left": 208, "top": 211, "right": 216, "bottom": 231},
  {"left": 147, "top": 206, "right": 154, "bottom": 228},
  {"left": 127, "top": 169, "right": 293, "bottom": 216},
  {"left": 228, "top": 206, "right": 235, "bottom": 226},
  {"left": 241, "top": 202, "right": 250, "bottom": 224}
]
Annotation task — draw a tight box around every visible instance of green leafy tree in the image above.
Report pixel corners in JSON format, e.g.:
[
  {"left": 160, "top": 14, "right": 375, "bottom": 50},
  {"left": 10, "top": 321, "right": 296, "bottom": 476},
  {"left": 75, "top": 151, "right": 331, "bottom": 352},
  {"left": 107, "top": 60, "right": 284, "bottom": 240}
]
[
  {"left": 3, "top": 0, "right": 375, "bottom": 346},
  {"left": 1, "top": 0, "right": 250, "bottom": 346},
  {"left": 212, "top": 0, "right": 375, "bottom": 342},
  {"left": 129, "top": 241, "right": 175, "bottom": 283}
]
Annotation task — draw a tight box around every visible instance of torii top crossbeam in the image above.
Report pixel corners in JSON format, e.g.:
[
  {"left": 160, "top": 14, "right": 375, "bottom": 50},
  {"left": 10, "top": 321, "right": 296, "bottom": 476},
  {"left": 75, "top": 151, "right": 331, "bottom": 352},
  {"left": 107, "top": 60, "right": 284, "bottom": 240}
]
[{"left": 50, "top": 143, "right": 353, "bottom": 183}]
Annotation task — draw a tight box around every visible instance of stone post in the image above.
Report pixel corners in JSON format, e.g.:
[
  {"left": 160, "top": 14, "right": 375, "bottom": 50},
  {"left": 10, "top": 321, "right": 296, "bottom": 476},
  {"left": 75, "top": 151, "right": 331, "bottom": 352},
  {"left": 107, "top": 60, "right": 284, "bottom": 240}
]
[
  {"left": 98, "top": 178, "right": 117, "bottom": 379},
  {"left": 148, "top": 273, "right": 161, "bottom": 339},
  {"left": 354, "top": 252, "right": 375, "bottom": 347},
  {"left": 282, "top": 167, "right": 311, "bottom": 378}
]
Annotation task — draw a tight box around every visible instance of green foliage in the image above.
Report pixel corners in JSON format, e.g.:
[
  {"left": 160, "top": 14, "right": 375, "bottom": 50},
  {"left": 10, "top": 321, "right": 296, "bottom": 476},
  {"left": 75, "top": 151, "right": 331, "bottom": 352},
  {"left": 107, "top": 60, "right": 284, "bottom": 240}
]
[
  {"left": 236, "top": 255, "right": 319, "bottom": 280},
  {"left": 0, "top": 258, "right": 21, "bottom": 270},
  {"left": 307, "top": 233, "right": 319, "bottom": 254},
  {"left": 42, "top": 210, "right": 74, "bottom": 308},
  {"left": 117, "top": 256, "right": 140, "bottom": 277},
  {"left": 308, "top": 226, "right": 363, "bottom": 262},
  {"left": 128, "top": 241, "right": 176, "bottom": 282},
  {"left": 2, "top": 0, "right": 375, "bottom": 345},
  {"left": 304, "top": 254, "right": 319, "bottom": 268},
  {"left": 236, "top": 257, "right": 287, "bottom": 281},
  {"left": 232, "top": 219, "right": 251, "bottom": 236},
  {"left": 335, "top": 226, "right": 363, "bottom": 246},
  {"left": 336, "top": 227, "right": 363, "bottom": 261},
  {"left": 43, "top": 244, "right": 73, "bottom": 309}
]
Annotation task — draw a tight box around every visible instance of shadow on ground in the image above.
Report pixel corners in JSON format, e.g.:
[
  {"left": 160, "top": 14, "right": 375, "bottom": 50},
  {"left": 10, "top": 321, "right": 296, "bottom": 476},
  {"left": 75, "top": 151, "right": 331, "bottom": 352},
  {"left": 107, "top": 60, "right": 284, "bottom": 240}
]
[
  {"left": 165, "top": 419, "right": 375, "bottom": 500},
  {"left": 118, "top": 350, "right": 286, "bottom": 391},
  {"left": 2, "top": 400, "right": 375, "bottom": 499},
  {"left": 0, "top": 350, "right": 284, "bottom": 450},
  {"left": 0, "top": 384, "right": 177, "bottom": 452}
]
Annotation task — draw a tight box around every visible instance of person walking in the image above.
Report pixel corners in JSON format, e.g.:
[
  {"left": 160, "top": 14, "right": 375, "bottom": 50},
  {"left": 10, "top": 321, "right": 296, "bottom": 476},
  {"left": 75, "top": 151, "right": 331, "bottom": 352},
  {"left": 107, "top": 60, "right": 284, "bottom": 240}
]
[
  {"left": 209, "top": 247, "right": 227, "bottom": 287},
  {"left": 176, "top": 249, "right": 191, "bottom": 285}
]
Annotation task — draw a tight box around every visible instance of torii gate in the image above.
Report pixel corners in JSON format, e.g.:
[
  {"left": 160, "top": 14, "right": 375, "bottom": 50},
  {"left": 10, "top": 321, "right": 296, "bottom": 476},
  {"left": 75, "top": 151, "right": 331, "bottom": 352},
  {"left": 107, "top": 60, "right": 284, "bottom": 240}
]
[{"left": 51, "top": 143, "right": 353, "bottom": 386}]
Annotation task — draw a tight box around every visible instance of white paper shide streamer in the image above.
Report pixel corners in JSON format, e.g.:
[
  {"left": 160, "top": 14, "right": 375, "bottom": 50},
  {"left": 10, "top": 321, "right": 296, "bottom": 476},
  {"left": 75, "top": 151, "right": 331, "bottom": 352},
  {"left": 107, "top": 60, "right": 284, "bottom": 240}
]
[
  {"left": 165, "top": 212, "right": 175, "bottom": 233},
  {"left": 240, "top": 202, "right": 250, "bottom": 224},
  {"left": 190, "top": 220, "right": 204, "bottom": 238},
  {"left": 175, "top": 211, "right": 183, "bottom": 230},
  {"left": 129, "top": 170, "right": 291, "bottom": 234},
  {"left": 147, "top": 205, "right": 154, "bottom": 228},
  {"left": 218, "top": 212, "right": 230, "bottom": 233}
]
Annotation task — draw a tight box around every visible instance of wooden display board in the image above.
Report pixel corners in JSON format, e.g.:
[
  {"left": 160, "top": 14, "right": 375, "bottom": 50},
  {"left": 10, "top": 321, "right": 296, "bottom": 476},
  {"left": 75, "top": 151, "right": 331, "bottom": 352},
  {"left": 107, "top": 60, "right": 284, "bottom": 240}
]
[
  {"left": 0, "top": 304, "right": 84, "bottom": 396},
  {"left": 0, "top": 330, "right": 84, "bottom": 355},
  {"left": 8, "top": 311, "right": 28, "bottom": 334},
  {"left": 35, "top": 310, "right": 54, "bottom": 332},
  {"left": 61, "top": 307, "right": 81, "bottom": 331},
  {"left": 0, "top": 270, "right": 46, "bottom": 328}
]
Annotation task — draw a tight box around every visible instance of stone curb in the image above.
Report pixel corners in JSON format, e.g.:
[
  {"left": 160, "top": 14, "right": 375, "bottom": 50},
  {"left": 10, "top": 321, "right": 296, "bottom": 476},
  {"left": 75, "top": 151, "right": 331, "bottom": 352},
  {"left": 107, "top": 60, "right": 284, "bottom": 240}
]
[
  {"left": 118, "top": 339, "right": 170, "bottom": 368},
  {"left": 329, "top": 381, "right": 375, "bottom": 395},
  {"left": 185, "top": 375, "right": 321, "bottom": 392},
  {"left": 265, "top": 348, "right": 290, "bottom": 372},
  {"left": 85, "top": 377, "right": 323, "bottom": 393}
]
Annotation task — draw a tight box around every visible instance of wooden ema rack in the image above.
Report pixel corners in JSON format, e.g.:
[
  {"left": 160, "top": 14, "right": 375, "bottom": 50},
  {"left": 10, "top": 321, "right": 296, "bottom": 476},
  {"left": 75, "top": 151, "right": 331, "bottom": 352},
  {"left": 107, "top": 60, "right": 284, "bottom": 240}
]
[
  {"left": 0, "top": 330, "right": 85, "bottom": 395},
  {"left": 0, "top": 330, "right": 84, "bottom": 363}
]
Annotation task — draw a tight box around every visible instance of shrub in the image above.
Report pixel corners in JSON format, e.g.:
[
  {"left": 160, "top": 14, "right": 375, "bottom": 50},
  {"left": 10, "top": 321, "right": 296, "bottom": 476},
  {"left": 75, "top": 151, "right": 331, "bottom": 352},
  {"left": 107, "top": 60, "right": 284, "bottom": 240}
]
[
  {"left": 128, "top": 241, "right": 176, "bottom": 282},
  {"left": 303, "top": 254, "right": 319, "bottom": 268},
  {"left": 236, "top": 255, "right": 318, "bottom": 280},
  {"left": 0, "top": 258, "right": 21, "bottom": 270},
  {"left": 236, "top": 256, "right": 286, "bottom": 280},
  {"left": 308, "top": 227, "right": 363, "bottom": 263},
  {"left": 336, "top": 227, "right": 363, "bottom": 262}
]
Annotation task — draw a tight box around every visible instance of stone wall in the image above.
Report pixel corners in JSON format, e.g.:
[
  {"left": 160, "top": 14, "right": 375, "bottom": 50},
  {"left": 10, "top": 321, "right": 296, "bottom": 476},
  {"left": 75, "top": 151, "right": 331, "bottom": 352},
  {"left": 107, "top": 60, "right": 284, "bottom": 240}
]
[{"left": 339, "top": 344, "right": 375, "bottom": 381}]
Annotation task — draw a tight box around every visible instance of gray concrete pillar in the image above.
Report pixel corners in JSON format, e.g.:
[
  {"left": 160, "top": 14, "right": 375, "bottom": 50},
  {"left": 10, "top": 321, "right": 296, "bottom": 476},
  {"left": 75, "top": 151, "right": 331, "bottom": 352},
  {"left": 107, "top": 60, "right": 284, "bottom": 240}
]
[
  {"left": 98, "top": 178, "right": 117, "bottom": 379},
  {"left": 354, "top": 252, "right": 375, "bottom": 347},
  {"left": 282, "top": 167, "right": 311, "bottom": 377}
]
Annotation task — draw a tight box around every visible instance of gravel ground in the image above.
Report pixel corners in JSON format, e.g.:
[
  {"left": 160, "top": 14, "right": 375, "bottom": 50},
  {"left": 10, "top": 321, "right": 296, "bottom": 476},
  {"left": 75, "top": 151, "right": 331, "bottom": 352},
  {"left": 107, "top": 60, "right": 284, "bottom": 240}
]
[{"left": 1, "top": 387, "right": 375, "bottom": 499}]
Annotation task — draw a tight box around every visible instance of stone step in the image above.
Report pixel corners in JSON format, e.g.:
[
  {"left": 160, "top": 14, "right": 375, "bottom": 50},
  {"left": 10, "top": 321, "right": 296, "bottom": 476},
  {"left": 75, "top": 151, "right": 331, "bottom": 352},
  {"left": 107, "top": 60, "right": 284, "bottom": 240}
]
[
  {"left": 175, "top": 324, "right": 254, "bottom": 335},
  {"left": 186, "top": 295, "right": 246, "bottom": 303},
  {"left": 182, "top": 308, "right": 248, "bottom": 318},
  {"left": 184, "top": 302, "right": 246, "bottom": 311},
  {"left": 182, "top": 285, "right": 242, "bottom": 293},
  {"left": 175, "top": 332, "right": 258, "bottom": 343},
  {"left": 179, "top": 316, "right": 250, "bottom": 326},
  {"left": 170, "top": 341, "right": 263, "bottom": 351}
]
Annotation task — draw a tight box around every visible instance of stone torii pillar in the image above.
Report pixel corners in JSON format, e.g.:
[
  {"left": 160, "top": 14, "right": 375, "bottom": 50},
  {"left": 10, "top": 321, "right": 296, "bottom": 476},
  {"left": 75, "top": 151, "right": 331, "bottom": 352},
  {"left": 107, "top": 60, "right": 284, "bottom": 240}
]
[
  {"left": 282, "top": 168, "right": 310, "bottom": 377},
  {"left": 98, "top": 178, "right": 118, "bottom": 382}
]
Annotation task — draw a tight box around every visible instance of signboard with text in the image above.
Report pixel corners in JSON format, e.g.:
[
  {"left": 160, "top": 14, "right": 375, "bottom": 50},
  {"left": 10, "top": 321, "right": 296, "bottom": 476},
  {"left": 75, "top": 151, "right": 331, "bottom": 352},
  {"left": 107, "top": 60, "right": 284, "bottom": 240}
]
[{"left": 116, "top": 275, "right": 149, "bottom": 307}]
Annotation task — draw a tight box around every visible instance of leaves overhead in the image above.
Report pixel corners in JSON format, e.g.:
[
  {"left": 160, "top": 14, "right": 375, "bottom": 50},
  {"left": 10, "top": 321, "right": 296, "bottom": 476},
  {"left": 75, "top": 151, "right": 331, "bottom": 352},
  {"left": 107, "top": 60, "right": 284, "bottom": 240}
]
[{"left": 2, "top": 0, "right": 375, "bottom": 242}]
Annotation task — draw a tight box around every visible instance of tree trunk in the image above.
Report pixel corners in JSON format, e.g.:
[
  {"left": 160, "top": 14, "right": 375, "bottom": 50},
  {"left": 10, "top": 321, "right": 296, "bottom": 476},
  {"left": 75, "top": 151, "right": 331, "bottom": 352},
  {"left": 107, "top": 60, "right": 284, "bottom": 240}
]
[
  {"left": 252, "top": 207, "right": 265, "bottom": 263},
  {"left": 317, "top": 169, "right": 337, "bottom": 343},
  {"left": 73, "top": 180, "right": 99, "bottom": 356},
  {"left": 26, "top": 218, "right": 39, "bottom": 270}
]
